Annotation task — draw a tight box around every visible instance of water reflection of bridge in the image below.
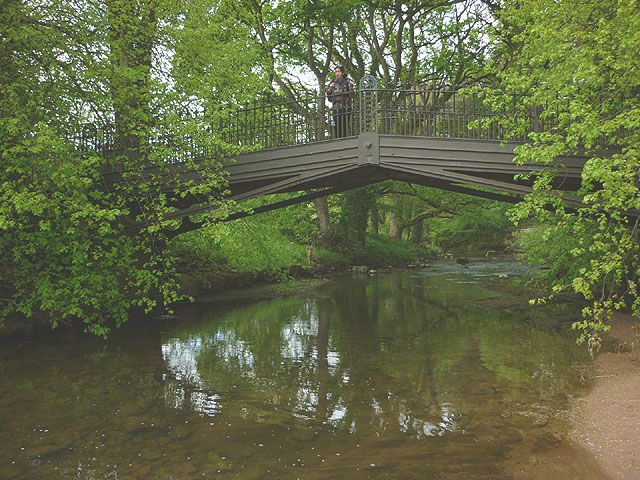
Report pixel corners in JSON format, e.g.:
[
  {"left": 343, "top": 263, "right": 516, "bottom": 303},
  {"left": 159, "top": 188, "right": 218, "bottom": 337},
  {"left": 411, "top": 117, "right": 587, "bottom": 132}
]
[{"left": 95, "top": 76, "right": 589, "bottom": 230}]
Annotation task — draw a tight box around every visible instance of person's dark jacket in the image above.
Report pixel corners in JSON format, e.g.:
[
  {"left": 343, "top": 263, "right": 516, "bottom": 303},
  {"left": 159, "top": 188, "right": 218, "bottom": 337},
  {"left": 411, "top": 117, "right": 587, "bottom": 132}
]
[{"left": 325, "top": 77, "right": 355, "bottom": 109}]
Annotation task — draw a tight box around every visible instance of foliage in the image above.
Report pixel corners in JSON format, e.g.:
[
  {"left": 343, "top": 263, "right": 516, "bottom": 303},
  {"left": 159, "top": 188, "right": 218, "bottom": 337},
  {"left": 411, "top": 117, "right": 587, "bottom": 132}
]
[
  {"left": 0, "top": 0, "right": 239, "bottom": 334},
  {"left": 0, "top": 135, "right": 137, "bottom": 335},
  {"left": 239, "top": 0, "right": 494, "bottom": 90},
  {"left": 172, "top": 217, "right": 307, "bottom": 275},
  {"left": 312, "top": 248, "right": 351, "bottom": 269},
  {"left": 252, "top": 197, "right": 321, "bottom": 245},
  {"left": 171, "top": 212, "right": 427, "bottom": 274},
  {"left": 428, "top": 202, "right": 511, "bottom": 253},
  {"left": 514, "top": 222, "right": 596, "bottom": 292},
  {"left": 372, "top": 182, "right": 511, "bottom": 252},
  {"left": 486, "top": 0, "right": 640, "bottom": 349},
  {"left": 361, "top": 234, "right": 425, "bottom": 266},
  {"left": 1, "top": 1, "right": 128, "bottom": 335}
]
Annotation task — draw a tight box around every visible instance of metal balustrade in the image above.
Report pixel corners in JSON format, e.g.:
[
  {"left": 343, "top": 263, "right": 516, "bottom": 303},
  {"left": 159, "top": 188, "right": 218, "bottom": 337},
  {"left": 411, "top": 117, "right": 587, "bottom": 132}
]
[
  {"left": 214, "top": 85, "right": 553, "bottom": 148},
  {"left": 74, "top": 79, "right": 560, "bottom": 171}
]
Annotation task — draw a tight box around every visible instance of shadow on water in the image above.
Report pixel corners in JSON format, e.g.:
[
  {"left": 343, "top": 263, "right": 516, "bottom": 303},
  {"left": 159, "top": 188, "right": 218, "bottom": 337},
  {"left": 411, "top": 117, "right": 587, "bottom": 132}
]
[{"left": 0, "top": 261, "right": 610, "bottom": 479}]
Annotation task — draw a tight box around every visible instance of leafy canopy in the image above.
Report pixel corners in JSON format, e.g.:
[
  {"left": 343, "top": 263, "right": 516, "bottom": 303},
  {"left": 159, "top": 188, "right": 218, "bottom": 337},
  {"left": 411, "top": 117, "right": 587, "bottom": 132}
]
[{"left": 487, "top": 0, "right": 640, "bottom": 349}]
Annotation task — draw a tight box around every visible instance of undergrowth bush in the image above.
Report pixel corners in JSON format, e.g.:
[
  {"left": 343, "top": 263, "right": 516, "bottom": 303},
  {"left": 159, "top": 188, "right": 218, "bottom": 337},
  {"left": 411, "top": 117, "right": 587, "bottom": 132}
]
[
  {"left": 170, "top": 217, "right": 307, "bottom": 274},
  {"left": 342, "top": 234, "right": 424, "bottom": 266},
  {"left": 313, "top": 248, "right": 350, "bottom": 268},
  {"left": 514, "top": 221, "right": 596, "bottom": 291},
  {"left": 429, "top": 204, "right": 511, "bottom": 253}
]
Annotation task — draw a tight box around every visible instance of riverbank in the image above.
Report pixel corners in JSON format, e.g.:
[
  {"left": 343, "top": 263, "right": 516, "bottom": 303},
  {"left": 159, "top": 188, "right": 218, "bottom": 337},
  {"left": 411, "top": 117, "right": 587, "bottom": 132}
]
[
  {"left": 570, "top": 313, "right": 640, "bottom": 479},
  {"left": 175, "top": 233, "right": 433, "bottom": 299},
  {"left": 0, "top": 234, "right": 433, "bottom": 335}
]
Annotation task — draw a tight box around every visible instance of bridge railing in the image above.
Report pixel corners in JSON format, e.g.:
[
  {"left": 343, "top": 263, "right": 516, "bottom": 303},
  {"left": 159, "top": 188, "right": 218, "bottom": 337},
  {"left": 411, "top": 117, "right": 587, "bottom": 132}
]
[
  {"left": 73, "top": 82, "right": 561, "bottom": 169},
  {"left": 217, "top": 82, "right": 558, "bottom": 149},
  {"left": 71, "top": 124, "right": 219, "bottom": 170},
  {"left": 215, "top": 93, "right": 334, "bottom": 149}
]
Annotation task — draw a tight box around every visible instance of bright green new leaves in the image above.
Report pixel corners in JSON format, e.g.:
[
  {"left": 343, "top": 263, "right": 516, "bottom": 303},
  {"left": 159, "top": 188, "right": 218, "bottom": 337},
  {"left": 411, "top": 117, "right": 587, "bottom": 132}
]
[
  {"left": 488, "top": 0, "right": 640, "bottom": 349},
  {"left": 0, "top": 123, "right": 137, "bottom": 335},
  {"left": 0, "top": 0, "right": 234, "bottom": 335}
]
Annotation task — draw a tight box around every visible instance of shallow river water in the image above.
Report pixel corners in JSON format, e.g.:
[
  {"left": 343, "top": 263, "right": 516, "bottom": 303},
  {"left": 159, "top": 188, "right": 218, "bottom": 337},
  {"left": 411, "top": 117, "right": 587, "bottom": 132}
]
[{"left": 0, "top": 261, "right": 607, "bottom": 479}]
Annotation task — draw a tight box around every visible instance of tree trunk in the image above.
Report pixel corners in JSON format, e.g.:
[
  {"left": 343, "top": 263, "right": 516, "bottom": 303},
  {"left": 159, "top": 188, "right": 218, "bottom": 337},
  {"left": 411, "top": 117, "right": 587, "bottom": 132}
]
[
  {"left": 314, "top": 197, "right": 333, "bottom": 243},
  {"left": 411, "top": 218, "right": 423, "bottom": 244},
  {"left": 389, "top": 211, "right": 399, "bottom": 238},
  {"left": 312, "top": 75, "right": 333, "bottom": 244},
  {"left": 106, "top": 0, "right": 157, "bottom": 164},
  {"left": 340, "top": 187, "right": 372, "bottom": 246},
  {"left": 370, "top": 201, "right": 379, "bottom": 235},
  {"left": 389, "top": 195, "right": 401, "bottom": 239},
  {"left": 316, "top": 76, "right": 327, "bottom": 141}
]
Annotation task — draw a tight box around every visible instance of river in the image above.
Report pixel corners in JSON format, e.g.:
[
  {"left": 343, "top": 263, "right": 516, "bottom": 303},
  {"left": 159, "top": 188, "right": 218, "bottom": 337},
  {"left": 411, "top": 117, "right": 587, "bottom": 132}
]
[{"left": 0, "top": 260, "right": 608, "bottom": 479}]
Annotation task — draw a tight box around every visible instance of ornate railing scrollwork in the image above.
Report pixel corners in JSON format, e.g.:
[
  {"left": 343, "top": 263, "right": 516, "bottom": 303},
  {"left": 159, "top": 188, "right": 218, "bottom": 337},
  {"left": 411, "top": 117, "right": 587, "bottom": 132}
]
[{"left": 359, "top": 75, "right": 378, "bottom": 134}]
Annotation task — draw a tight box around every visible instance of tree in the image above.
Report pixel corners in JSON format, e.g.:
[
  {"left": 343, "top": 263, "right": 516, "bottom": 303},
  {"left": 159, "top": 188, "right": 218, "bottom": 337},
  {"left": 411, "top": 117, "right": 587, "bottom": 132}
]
[
  {"left": 0, "top": 0, "right": 137, "bottom": 334},
  {"left": 486, "top": 0, "right": 640, "bottom": 349},
  {"left": 0, "top": 0, "right": 234, "bottom": 334}
]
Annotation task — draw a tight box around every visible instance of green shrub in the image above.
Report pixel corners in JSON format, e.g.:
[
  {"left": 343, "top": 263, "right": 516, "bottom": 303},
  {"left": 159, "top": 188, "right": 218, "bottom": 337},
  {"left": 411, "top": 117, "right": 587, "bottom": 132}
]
[
  {"left": 172, "top": 217, "right": 307, "bottom": 274},
  {"left": 364, "top": 234, "right": 421, "bottom": 264},
  {"left": 313, "top": 248, "right": 350, "bottom": 268},
  {"left": 429, "top": 204, "right": 511, "bottom": 252},
  {"left": 514, "top": 220, "right": 596, "bottom": 290}
]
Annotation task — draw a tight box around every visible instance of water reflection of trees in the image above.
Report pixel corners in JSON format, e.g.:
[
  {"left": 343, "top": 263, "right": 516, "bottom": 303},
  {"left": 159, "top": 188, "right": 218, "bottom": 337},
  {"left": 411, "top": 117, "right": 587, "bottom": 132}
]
[{"left": 161, "top": 271, "right": 587, "bottom": 439}]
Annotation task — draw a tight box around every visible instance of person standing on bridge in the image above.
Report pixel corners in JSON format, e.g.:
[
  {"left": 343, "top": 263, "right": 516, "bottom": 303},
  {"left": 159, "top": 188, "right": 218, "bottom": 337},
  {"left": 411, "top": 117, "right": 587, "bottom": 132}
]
[{"left": 325, "top": 65, "right": 355, "bottom": 138}]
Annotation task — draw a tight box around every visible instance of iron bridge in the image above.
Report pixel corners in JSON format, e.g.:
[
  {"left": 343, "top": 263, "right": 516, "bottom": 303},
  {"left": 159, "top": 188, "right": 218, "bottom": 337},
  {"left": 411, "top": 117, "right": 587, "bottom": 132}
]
[{"left": 93, "top": 76, "right": 593, "bottom": 230}]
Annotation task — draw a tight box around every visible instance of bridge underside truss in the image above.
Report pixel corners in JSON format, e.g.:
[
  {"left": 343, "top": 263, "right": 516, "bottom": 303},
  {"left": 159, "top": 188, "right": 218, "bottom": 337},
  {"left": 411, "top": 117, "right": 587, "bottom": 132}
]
[
  {"left": 148, "top": 133, "right": 586, "bottom": 235},
  {"left": 100, "top": 133, "right": 589, "bottom": 236},
  {"left": 226, "top": 133, "right": 584, "bottom": 204}
]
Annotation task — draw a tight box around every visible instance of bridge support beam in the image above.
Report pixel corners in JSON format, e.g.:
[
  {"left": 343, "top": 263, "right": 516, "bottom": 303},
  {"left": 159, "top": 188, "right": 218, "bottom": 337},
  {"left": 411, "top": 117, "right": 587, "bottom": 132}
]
[
  {"left": 358, "top": 132, "right": 380, "bottom": 166},
  {"left": 165, "top": 181, "right": 377, "bottom": 239}
]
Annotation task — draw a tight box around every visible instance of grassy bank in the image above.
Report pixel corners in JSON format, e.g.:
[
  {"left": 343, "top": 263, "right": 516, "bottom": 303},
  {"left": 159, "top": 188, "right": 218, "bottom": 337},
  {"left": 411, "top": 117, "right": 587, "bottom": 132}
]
[{"left": 169, "top": 219, "right": 431, "bottom": 298}]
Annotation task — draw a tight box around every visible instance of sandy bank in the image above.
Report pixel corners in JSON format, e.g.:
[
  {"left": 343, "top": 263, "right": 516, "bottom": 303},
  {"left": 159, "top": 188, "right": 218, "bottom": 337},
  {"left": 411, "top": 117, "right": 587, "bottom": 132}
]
[{"left": 570, "top": 313, "right": 640, "bottom": 479}]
